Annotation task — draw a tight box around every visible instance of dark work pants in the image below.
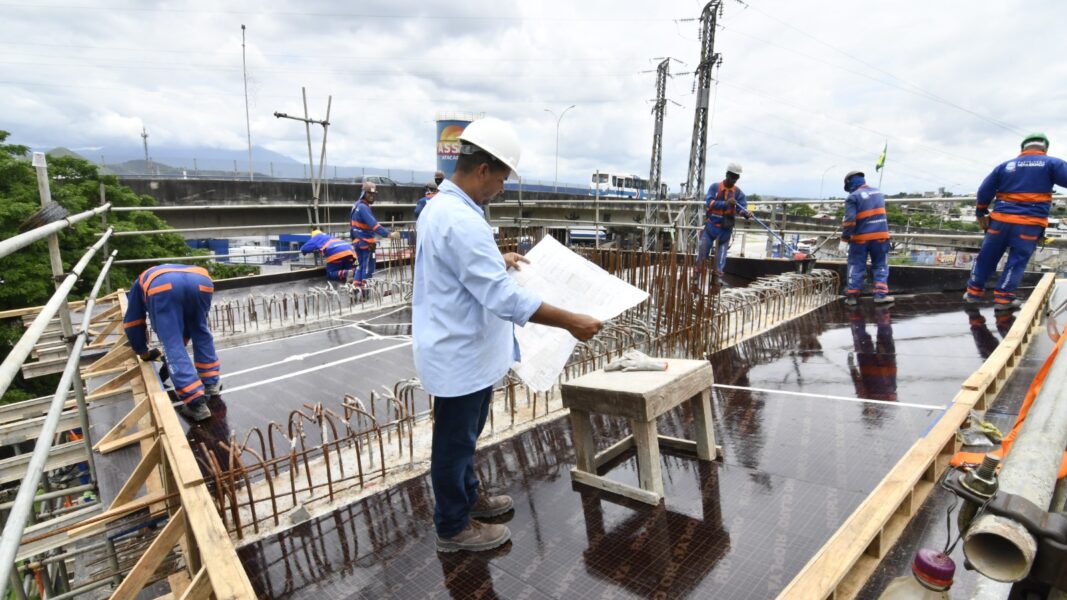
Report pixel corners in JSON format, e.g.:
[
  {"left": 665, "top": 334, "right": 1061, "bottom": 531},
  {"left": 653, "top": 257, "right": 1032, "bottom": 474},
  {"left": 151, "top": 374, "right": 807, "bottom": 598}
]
[{"left": 431, "top": 385, "right": 493, "bottom": 537}]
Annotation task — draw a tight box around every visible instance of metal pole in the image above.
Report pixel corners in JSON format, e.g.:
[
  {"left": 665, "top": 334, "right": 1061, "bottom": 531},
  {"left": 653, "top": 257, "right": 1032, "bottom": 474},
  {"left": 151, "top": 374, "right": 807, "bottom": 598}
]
[
  {"left": 100, "top": 183, "right": 111, "bottom": 293},
  {"left": 965, "top": 304, "right": 1067, "bottom": 590},
  {"left": 32, "top": 154, "right": 103, "bottom": 487},
  {"left": 0, "top": 234, "right": 113, "bottom": 600},
  {"left": 0, "top": 204, "right": 111, "bottom": 260},
  {"left": 302, "top": 87, "right": 319, "bottom": 226},
  {"left": 241, "top": 24, "right": 254, "bottom": 182},
  {"left": 0, "top": 228, "right": 113, "bottom": 399},
  {"left": 595, "top": 170, "right": 600, "bottom": 250},
  {"left": 314, "top": 96, "right": 332, "bottom": 217}
]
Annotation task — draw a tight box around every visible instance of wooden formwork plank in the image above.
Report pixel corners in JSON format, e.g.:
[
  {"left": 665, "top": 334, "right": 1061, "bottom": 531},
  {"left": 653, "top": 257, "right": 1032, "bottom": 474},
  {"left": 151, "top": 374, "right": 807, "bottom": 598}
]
[
  {"left": 178, "top": 567, "right": 211, "bottom": 600},
  {"left": 110, "top": 508, "right": 187, "bottom": 600},
  {"left": 778, "top": 273, "right": 1055, "bottom": 600},
  {"left": 162, "top": 441, "right": 257, "bottom": 599},
  {"left": 94, "top": 397, "right": 153, "bottom": 454},
  {"left": 87, "top": 364, "right": 140, "bottom": 398},
  {"left": 83, "top": 344, "right": 134, "bottom": 377},
  {"left": 65, "top": 491, "right": 169, "bottom": 539},
  {"left": 140, "top": 360, "right": 204, "bottom": 487},
  {"left": 109, "top": 437, "right": 162, "bottom": 509}
]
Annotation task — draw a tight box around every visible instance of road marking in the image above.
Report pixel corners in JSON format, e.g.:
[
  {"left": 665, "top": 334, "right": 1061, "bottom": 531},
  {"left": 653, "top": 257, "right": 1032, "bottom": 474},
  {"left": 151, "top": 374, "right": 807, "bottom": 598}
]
[
  {"left": 224, "top": 341, "right": 413, "bottom": 393},
  {"left": 712, "top": 383, "right": 944, "bottom": 411}
]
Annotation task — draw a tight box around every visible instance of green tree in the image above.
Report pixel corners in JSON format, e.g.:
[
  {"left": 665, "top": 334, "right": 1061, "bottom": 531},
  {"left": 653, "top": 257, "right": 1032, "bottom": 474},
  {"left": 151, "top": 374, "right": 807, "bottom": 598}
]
[
  {"left": 789, "top": 204, "right": 817, "bottom": 217},
  {"left": 0, "top": 130, "right": 256, "bottom": 403}
]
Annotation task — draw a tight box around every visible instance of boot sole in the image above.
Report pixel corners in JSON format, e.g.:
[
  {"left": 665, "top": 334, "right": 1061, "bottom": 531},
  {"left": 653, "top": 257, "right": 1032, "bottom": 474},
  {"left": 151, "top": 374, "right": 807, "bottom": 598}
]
[
  {"left": 435, "top": 527, "right": 511, "bottom": 553},
  {"left": 470, "top": 497, "right": 514, "bottom": 519}
]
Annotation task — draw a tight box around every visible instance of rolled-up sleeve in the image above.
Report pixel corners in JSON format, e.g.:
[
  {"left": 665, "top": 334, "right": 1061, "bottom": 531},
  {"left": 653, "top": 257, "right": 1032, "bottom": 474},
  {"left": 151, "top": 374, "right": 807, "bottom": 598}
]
[{"left": 443, "top": 216, "right": 541, "bottom": 326}]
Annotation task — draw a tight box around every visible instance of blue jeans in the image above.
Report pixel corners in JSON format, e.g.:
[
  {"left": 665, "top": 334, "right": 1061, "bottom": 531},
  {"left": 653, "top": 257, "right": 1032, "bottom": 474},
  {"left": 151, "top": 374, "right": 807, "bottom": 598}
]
[
  {"left": 966, "top": 221, "right": 1042, "bottom": 303},
  {"left": 431, "top": 385, "right": 493, "bottom": 537},
  {"left": 846, "top": 239, "right": 890, "bottom": 297}
]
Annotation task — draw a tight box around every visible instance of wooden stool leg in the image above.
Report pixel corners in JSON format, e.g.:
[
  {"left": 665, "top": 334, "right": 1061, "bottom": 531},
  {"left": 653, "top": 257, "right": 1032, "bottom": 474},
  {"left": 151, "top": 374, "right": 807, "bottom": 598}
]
[
  {"left": 569, "top": 409, "right": 597, "bottom": 473},
  {"left": 631, "top": 419, "right": 664, "bottom": 499},
  {"left": 691, "top": 389, "right": 718, "bottom": 460}
]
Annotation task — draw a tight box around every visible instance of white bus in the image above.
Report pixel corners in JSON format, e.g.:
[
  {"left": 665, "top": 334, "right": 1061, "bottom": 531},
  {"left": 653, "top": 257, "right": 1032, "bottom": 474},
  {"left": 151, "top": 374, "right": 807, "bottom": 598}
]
[{"left": 590, "top": 173, "right": 667, "bottom": 199}]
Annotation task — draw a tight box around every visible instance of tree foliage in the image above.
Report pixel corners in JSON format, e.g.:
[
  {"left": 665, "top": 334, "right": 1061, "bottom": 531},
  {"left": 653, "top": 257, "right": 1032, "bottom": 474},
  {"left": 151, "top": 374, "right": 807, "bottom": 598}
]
[{"left": 0, "top": 130, "right": 256, "bottom": 403}]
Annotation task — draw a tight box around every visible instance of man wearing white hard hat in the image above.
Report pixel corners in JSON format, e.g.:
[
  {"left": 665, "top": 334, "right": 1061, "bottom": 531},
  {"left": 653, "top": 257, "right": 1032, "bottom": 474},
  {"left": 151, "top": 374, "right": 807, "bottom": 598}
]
[
  {"left": 413, "top": 117, "right": 602, "bottom": 553},
  {"left": 697, "top": 163, "right": 750, "bottom": 284}
]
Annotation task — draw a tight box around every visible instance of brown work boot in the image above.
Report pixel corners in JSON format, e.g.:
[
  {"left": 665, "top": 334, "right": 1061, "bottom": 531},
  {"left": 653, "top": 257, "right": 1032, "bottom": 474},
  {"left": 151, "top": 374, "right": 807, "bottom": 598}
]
[
  {"left": 470, "top": 489, "right": 514, "bottom": 518},
  {"left": 436, "top": 520, "right": 511, "bottom": 553}
]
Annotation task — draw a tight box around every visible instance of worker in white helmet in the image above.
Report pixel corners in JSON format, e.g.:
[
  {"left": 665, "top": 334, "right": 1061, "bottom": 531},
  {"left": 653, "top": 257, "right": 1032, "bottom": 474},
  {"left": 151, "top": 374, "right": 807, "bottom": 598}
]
[
  {"left": 413, "top": 117, "right": 602, "bottom": 553},
  {"left": 697, "top": 163, "right": 750, "bottom": 284}
]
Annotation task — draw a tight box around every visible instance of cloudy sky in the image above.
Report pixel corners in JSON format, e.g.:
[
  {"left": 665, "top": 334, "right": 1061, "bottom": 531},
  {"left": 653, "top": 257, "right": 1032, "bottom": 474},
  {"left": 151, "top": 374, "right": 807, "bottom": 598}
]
[{"left": 2, "top": 0, "right": 1065, "bottom": 197}]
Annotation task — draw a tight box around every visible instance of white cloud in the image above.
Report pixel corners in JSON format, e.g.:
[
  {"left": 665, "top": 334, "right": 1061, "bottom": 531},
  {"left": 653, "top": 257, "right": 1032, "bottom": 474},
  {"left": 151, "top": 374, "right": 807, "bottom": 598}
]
[{"left": 0, "top": 0, "right": 1063, "bottom": 197}]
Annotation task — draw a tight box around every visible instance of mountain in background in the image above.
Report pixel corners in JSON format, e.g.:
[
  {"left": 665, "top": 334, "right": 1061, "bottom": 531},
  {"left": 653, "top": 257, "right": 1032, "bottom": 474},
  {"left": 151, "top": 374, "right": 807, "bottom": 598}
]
[{"left": 67, "top": 144, "right": 301, "bottom": 166}]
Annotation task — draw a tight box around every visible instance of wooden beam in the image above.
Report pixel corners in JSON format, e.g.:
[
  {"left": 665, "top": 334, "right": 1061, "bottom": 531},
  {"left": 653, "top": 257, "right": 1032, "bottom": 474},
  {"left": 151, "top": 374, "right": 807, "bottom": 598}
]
[
  {"left": 162, "top": 442, "right": 257, "bottom": 599},
  {"left": 178, "top": 567, "right": 211, "bottom": 600},
  {"left": 109, "top": 437, "right": 162, "bottom": 509},
  {"left": 0, "top": 396, "right": 75, "bottom": 425},
  {"left": 94, "top": 397, "right": 152, "bottom": 454},
  {"left": 65, "top": 491, "right": 169, "bottom": 539},
  {"left": 0, "top": 411, "right": 80, "bottom": 446},
  {"left": 0, "top": 441, "right": 85, "bottom": 485},
  {"left": 87, "top": 364, "right": 140, "bottom": 398},
  {"left": 83, "top": 344, "right": 135, "bottom": 377},
  {"left": 110, "top": 508, "right": 187, "bottom": 600}
]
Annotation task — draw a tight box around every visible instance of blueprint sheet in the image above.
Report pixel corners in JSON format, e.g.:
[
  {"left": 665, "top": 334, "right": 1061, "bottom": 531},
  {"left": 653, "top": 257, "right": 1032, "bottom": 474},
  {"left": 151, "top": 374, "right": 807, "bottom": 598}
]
[{"left": 510, "top": 236, "right": 649, "bottom": 391}]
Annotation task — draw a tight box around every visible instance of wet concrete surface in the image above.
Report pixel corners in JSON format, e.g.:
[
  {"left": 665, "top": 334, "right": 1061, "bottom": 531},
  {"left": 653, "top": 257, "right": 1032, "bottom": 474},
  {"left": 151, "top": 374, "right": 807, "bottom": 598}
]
[{"left": 230, "top": 292, "right": 1027, "bottom": 599}]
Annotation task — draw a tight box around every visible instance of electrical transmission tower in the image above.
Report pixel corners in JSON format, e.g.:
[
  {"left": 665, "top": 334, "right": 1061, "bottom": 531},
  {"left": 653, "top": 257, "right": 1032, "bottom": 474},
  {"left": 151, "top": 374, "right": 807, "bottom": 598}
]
[
  {"left": 645, "top": 57, "right": 680, "bottom": 250},
  {"left": 681, "top": 0, "right": 724, "bottom": 250}
]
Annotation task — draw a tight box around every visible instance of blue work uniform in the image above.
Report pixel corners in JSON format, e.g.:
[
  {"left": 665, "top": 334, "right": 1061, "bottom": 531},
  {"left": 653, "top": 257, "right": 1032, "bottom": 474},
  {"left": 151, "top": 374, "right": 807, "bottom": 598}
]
[
  {"left": 698, "top": 181, "right": 749, "bottom": 275},
  {"left": 965, "top": 149, "right": 1067, "bottom": 305},
  {"left": 123, "top": 265, "right": 219, "bottom": 405},
  {"left": 842, "top": 178, "right": 891, "bottom": 298},
  {"left": 300, "top": 232, "right": 356, "bottom": 282},
  {"left": 349, "top": 193, "right": 391, "bottom": 286}
]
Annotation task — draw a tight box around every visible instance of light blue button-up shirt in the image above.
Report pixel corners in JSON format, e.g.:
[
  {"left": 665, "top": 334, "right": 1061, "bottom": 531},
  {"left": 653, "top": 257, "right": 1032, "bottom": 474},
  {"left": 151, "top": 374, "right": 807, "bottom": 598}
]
[{"left": 412, "top": 180, "right": 542, "bottom": 397}]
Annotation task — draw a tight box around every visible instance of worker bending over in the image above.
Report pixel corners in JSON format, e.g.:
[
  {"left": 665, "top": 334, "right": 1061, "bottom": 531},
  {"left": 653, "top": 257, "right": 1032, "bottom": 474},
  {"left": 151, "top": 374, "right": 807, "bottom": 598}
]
[
  {"left": 841, "top": 170, "right": 893, "bottom": 305},
  {"left": 965, "top": 132, "right": 1067, "bottom": 311},
  {"left": 697, "top": 163, "right": 750, "bottom": 282},
  {"left": 123, "top": 264, "right": 220, "bottom": 422},
  {"left": 300, "top": 229, "right": 356, "bottom": 283},
  {"left": 350, "top": 181, "right": 400, "bottom": 288}
]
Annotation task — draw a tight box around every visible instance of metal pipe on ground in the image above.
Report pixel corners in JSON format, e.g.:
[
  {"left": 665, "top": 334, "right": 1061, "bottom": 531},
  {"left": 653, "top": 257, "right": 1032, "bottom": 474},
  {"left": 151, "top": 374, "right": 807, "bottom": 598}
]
[
  {"left": 0, "top": 238, "right": 116, "bottom": 599},
  {"left": 965, "top": 312, "right": 1067, "bottom": 594},
  {"left": 0, "top": 204, "right": 111, "bottom": 260},
  {"left": 0, "top": 228, "right": 113, "bottom": 398}
]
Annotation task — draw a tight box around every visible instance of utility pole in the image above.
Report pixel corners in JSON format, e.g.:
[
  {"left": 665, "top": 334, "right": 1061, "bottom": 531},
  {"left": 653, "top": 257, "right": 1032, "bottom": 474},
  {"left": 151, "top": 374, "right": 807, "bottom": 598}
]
[
  {"left": 140, "top": 126, "right": 152, "bottom": 176},
  {"left": 274, "top": 88, "right": 331, "bottom": 227},
  {"left": 682, "top": 0, "right": 724, "bottom": 251},
  {"left": 645, "top": 57, "right": 681, "bottom": 250},
  {"left": 241, "top": 24, "right": 254, "bottom": 181}
]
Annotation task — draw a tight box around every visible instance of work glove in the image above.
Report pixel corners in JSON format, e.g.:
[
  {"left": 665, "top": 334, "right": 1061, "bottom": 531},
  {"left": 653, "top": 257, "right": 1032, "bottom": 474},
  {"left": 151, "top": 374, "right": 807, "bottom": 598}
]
[
  {"left": 977, "top": 215, "right": 991, "bottom": 231},
  {"left": 605, "top": 350, "right": 668, "bottom": 372},
  {"left": 140, "top": 348, "right": 163, "bottom": 362},
  {"left": 389, "top": 231, "right": 401, "bottom": 239}
]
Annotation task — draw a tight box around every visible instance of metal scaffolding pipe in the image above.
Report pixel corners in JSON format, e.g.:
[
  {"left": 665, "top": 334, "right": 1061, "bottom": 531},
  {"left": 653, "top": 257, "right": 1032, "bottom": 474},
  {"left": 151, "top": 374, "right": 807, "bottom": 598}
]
[
  {"left": 965, "top": 303, "right": 1067, "bottom": 592},
  {"left": 113, "top": 250, "right": 304, "bottom": 265},
  {"left": 0, "top": 240, "right": 116, "bottom": 598},
  {"left": 0, "top": 228, "right": 113, "bottom": 399},
  {"left": 0, "top": 204, "right": 111, "bottom": 260},
  {"left": 109, "top": 220, "right": 416, "bottom": 237}
]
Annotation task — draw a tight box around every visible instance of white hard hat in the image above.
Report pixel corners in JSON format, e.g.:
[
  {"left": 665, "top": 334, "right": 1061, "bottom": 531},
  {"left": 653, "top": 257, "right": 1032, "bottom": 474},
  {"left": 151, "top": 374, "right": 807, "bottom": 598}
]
[
  {"left": 459, "top": 117, "right": 521, "bottom": 176},
  {"left": 362, "top": 181, "right": 377, "bottom": 193},
  {"left": 726, "top": 162, "right": 743, "bottom": 175}
]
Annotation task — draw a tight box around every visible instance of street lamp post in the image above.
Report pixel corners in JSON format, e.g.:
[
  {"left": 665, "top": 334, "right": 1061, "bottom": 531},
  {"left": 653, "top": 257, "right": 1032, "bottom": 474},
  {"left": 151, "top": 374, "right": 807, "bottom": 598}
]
[
  {"left": 545, "top": 105, "right": 576, "bottom": 193},
  {"left": 819, "top": 164, "right": 838, "bottom": 199}
]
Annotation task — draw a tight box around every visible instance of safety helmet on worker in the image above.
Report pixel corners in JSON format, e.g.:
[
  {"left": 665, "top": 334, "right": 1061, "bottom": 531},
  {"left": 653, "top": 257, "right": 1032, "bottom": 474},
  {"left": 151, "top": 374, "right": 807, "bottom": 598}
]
[
  {"left": 1021, "top": 132, "right": 1050, "bottom": 151},
  {"left": 843, "top": 170, "right": 865, "bottom": 192},
  {"left": 458, "top": 117, "right": 521, "bottom": 176},
  {"left": 726, "top": 162, "right": 743, "bottom": 176}
]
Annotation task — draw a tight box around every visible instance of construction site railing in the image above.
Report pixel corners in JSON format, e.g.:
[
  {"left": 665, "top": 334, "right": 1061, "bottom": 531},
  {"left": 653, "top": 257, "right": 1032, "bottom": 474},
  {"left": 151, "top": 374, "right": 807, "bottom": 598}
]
[
  {"left": 0, "top": 204, "right": 111, "bottom": 260},
  {"left": 0, "top": 246, "right": 117, "bottom": 599},
  {"left": 0, "top": 228, "right": 113, "bottom": 399}
]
